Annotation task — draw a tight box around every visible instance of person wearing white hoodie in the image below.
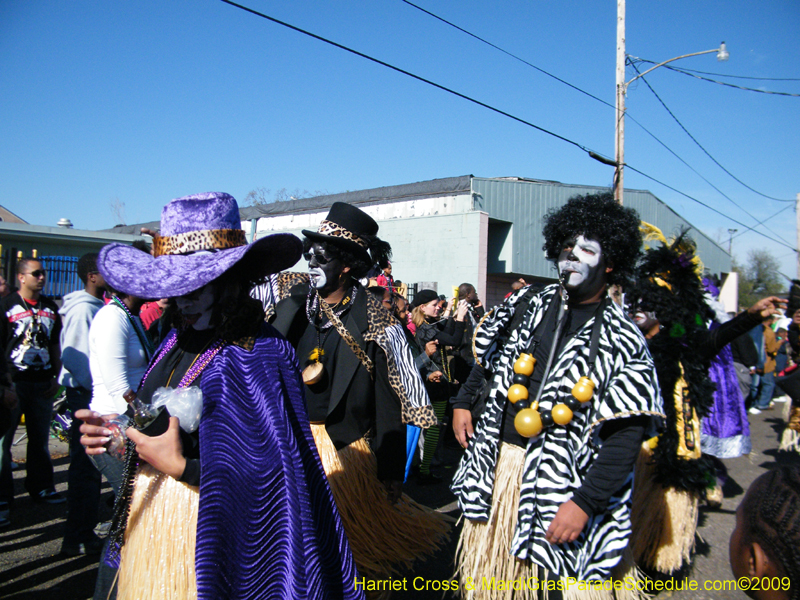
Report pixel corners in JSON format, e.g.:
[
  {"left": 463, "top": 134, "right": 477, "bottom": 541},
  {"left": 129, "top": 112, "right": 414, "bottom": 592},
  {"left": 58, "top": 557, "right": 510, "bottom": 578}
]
[{"left": 58, "top": 253, "right": 106, "bottom": 556}]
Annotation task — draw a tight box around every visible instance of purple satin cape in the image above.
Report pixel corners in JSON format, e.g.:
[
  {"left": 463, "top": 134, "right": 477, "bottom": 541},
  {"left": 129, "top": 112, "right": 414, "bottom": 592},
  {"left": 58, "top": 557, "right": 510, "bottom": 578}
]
[{"left": 196, "top": 323, "right": 363, "bottom": 600}]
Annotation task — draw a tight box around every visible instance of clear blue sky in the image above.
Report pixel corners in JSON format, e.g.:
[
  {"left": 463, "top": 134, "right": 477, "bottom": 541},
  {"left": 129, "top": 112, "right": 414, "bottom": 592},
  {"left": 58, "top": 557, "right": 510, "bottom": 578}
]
[{"left": 2, "top": 1, "right": 797, "bottom": 277}]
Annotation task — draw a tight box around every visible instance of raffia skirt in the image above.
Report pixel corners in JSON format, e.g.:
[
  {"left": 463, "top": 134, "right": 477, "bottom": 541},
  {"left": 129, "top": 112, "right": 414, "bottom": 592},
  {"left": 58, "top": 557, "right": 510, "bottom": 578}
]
[
  {"left": 457, "top": 443, "right": 642, "bottom": 600},
  {"left": 310, "top": 424, "right": 451, "bottom": 580},
  {"left": 117, "top": 464, "right": 199, "bottom": 600}
]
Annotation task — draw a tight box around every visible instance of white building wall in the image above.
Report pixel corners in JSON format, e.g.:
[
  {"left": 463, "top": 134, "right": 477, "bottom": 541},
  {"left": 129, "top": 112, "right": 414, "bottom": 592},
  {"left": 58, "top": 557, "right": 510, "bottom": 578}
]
[{"left": 244, "top": 194, "right": 487, "bottom": 300}]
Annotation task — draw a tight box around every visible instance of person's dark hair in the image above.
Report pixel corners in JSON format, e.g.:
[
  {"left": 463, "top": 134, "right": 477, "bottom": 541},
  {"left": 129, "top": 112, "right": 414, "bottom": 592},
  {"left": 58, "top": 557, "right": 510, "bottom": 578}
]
[
  {"left": 458, "top": 283, "right": 475, "bottom": 298},
  {"left": 741, "top": 466, "right": 800, "bottom": 591},
  {"left": 367, "top": 285, "right": 388, "bottom": 300},
  {"left": 16, "top": 257, "right": 40, "bottom": 276},
  {"left": 77, "top": 253, "right": 99, "bottom": 285},
  {"left": 541, "top": 192, "right": 642, "bottom": 287},
  {"left": 207, "top": 260, "right": 267, "bottom": 342},
  {"left": 131, "top": 240, "right": 151, "bottom": 254}
]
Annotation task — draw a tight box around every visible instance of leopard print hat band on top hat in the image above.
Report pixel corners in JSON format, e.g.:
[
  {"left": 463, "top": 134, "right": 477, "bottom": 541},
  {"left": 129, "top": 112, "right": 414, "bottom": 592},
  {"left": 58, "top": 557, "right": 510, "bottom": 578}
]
[
  {"left": 98, "top": 192, "right": 302, "bottom": 299},
  {"left": 302, "top": 202, "right": 379, "bottom": 264}
]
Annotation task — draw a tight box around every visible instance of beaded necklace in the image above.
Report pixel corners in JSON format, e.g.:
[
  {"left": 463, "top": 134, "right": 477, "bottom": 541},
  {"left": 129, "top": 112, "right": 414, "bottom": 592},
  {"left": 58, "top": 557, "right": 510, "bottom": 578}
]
[
  {"left": 111, "top": 296, "right": 155, "bottom": 360},
  {"left": 140, "top": 329, "right": 226, "bottom": 389},
  {"left": 302, "top": 287, "right": 355, "bottom": 385},
  {"left": 508, "top": 287, "right": 605, "bottom": 438}
]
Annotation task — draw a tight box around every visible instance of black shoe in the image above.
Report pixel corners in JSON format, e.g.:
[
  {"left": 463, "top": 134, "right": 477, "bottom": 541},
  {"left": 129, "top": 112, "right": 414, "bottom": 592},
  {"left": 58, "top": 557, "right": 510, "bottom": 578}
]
[{"left": 417, "top": 471, "right": 443, "bottom": 485}]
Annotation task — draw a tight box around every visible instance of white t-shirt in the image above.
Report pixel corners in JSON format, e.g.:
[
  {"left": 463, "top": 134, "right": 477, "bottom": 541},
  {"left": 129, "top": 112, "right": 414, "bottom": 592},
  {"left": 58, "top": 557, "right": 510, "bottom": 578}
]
[{"left": 89, "top": 303, "right": 150, "bottom": 415}]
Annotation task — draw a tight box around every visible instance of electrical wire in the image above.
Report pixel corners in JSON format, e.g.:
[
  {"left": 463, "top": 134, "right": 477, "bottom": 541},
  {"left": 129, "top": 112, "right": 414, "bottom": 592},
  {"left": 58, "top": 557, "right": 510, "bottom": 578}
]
[
  {"left": 400, "top": 0, "right": 616, "bottom": 110},
  {"left": 219, "top": 0, "right": 607, "bottom": 161},
  {"left": 630, "top": 61, "right": 796, "bottom": 205},
  {"left": 731, "top": 204, "right": 794, "bottom": 241},
  {"left": 626, "top": 164, "right": 797, "bottom": 252},
  {"left": 399, "top": 0, "right": 797, "bottom": 230},
  {"left": 659, "top": 64, "right": 800, "bottom": 82},
  {"left": 220, "top": 0, "right": 795, "bottom": 251},
  {"left": 631, "top": 58, "right": 800, "bottom": 97}
]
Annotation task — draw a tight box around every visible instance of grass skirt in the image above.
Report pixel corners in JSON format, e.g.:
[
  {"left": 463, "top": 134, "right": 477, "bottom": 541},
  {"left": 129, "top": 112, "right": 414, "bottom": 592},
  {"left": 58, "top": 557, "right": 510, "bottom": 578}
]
[
  {"left": 629, "top": 443, "right": 698, "bottom": 574},
  {"left": 118, "top": 463, "right": 199, "bottom": 600},
  {"left": 310, "top": 424, "right": 450, "bottom": 580},
  {"left": 457, "top": 443, "right": 643, "bottom": 600}
]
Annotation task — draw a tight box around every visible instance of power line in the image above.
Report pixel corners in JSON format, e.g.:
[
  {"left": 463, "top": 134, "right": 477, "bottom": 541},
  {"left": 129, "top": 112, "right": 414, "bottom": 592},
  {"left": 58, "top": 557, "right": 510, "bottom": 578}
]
[
  {"left": 400, "top": 0, "right": 797, "bottom": 224},
  {"left": 630, "top": 61, "right": 796, "bottom": 205},
  {"left": 732, "top": 203, "right": 794, "bottom": 241},
  {"left": 400, "top": 0, "right": 615, "bottom": 110},
  {"left": 632, "top": 58, "right": 800, "bottom": 97},
  {"left": 220, "top": 0, "right": 605, "bottom": 160},
  {"left": 221, "top": 0, "right": 795, "bottom": 251},
  {"left": 661, "top": 64, "right": 800, "bottom": 82},
  {"left": 626, "top": 164, "right": 797, "bottom": 252}
]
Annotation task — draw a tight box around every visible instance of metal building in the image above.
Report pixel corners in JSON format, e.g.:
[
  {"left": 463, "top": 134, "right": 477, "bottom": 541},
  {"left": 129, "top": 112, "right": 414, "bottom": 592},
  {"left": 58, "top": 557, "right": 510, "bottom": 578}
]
[{"left": 237, "top": 175, "right": 731, "bottom": 307}]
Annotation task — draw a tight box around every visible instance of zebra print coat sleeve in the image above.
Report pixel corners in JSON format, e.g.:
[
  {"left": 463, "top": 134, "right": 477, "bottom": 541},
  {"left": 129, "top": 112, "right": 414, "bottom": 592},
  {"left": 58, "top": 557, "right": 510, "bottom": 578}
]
[{"left": 452, "top": 284, "right": 663, "bottom": 581}]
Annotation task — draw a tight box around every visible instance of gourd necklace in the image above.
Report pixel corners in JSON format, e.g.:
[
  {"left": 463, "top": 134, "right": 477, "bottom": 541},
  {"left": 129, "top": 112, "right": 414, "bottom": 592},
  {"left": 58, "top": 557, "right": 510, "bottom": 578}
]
[
  {"left": 509, "top": 273, "right": 605, "bottom": 438},
  {"left": 302, "top": 287, "right": 355, "bottom": 385}
]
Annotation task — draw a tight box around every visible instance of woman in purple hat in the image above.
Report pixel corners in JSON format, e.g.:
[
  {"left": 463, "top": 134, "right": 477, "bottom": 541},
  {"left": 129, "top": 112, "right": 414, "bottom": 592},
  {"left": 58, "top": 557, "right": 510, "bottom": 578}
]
[{"left": 77, "top": 192, "right": 362, "bottom": 600}]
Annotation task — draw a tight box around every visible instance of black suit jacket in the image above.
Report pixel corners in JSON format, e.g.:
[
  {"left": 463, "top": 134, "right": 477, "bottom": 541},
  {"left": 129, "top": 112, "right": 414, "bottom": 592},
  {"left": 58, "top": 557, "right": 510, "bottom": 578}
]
[{"left": 272, "top": 283, "right": 406, "bottom": 481}]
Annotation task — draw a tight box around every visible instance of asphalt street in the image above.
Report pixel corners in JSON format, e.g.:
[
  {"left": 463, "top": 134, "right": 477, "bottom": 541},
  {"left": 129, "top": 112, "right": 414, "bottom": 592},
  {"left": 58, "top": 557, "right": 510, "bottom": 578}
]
[{"left": 1, "top": 404, "right": 797, "bottom": 599}]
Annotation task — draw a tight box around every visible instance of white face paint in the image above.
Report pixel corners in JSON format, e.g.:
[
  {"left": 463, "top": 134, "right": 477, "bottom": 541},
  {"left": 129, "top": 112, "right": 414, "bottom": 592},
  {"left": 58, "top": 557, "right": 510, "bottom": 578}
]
[
  {"left": 176, "top": 284, "right": 215, "bottom": 330},
  {"left": 309, "top": 267, "right": 327, "bottom": 290},
  {"left": 557, "top": 235, "right": 607, "bottom": 300},
  {"left": 631, "top": 310, "right": 659, "bottom": 333}
]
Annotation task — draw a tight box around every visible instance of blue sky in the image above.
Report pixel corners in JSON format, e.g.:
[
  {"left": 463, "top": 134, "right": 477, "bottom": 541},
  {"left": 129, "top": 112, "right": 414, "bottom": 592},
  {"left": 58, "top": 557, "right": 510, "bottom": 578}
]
[{"left": 1, "top": 1, "right": 798, "bottom": 277}]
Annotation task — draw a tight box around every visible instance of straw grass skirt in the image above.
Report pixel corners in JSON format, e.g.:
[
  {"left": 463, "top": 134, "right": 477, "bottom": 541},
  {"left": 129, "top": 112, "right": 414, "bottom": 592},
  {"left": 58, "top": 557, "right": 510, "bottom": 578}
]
[
  {"left": 779, "top": 401, "right": 800, "bottom": 452},
  {"left": 118, "top": 463, "right": 200, "bottom": 600},
  {"left": 457, "top": 443, "right": 643, "bottom": 600},
  {"left": 628, "top": 443, "right": 698, "bottom": 574},
  {"left": 310, "top": 424, "right": 450, "bottom": 580}
]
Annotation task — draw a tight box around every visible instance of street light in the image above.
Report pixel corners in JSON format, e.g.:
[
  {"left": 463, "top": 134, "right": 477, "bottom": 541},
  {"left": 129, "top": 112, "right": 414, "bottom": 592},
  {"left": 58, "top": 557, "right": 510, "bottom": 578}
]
[{"left": 613, "top": 0, "right": 729, "bottom": 204}]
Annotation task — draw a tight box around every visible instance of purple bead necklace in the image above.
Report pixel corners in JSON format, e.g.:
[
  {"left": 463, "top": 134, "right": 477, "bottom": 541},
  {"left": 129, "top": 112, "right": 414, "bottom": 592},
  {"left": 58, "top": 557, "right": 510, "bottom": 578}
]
[{"left": 140, "top": 330, "right": 226, "bottom": 389}]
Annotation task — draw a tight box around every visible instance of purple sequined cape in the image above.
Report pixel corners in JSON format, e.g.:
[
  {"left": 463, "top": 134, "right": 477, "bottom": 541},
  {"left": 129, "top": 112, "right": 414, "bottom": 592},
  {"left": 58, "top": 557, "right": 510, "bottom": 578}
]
[{"left": 195, "top": 323, "right": 362, "bottom": 600}]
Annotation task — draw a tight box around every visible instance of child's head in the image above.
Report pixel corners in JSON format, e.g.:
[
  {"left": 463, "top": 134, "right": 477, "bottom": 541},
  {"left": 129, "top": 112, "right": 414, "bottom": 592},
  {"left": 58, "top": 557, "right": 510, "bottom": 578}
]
[{"left": 729, "top": 466, "right": 800, "bottom": 599}]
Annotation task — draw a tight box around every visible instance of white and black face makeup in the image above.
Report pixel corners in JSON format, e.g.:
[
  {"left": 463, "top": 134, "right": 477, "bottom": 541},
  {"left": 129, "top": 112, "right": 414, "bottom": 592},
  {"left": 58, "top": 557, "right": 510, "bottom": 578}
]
[
  {"left": 306, "top": 243, "right": 344, "bottom": 291},
  {"left": 176, "top": 284, "right": 215, "bottom": 330},
  {"left": 557, "top": 235, "right": 607, "bottom": 300},
  {"left": 631, "top": 309, "right": 659, "bottom": 333}
]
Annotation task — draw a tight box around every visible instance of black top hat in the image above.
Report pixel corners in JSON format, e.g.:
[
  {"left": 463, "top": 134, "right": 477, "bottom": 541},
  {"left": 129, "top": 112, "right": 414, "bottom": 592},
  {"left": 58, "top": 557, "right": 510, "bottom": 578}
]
[{"left": 302, "top": 202, "right": 378, "bottom": 264}]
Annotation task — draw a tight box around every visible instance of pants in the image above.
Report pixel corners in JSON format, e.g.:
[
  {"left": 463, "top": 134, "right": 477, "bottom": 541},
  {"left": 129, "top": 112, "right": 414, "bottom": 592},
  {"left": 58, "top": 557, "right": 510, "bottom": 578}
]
[
  {"left": 755, "top": 371, "right": 776, "bottom": 409},
  {"left": 63, "top": 386, "right": 102, "bottom": 544},
  {"left": 0, "top": 380, "right": 56, "bottom": 503},
  {"left": 733, "top": 362, "right": 753, "bottom": 406}
]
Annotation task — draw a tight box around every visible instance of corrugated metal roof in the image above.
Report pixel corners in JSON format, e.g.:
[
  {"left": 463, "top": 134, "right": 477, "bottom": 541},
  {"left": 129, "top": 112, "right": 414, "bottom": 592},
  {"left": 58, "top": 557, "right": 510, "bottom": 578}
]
[{"left": 238, "top": 175, "right": 474, "bottom": 219}]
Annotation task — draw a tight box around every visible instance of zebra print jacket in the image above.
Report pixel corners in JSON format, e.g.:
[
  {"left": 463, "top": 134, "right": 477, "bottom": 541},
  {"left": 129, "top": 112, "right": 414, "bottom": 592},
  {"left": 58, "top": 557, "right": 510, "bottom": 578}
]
[{"left": 451, "top": 284, "right": 663, "bottom": 580}]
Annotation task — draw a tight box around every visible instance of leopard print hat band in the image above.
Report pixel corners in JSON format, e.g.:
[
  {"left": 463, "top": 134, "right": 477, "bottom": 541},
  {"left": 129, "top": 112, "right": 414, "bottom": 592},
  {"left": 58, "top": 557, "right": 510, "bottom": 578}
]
[
  {"left": 152, "top": 228, "right": 247, "bottom": 257},
  {"left": 315, "top": 220, "right": 368, "bottom": 249}
]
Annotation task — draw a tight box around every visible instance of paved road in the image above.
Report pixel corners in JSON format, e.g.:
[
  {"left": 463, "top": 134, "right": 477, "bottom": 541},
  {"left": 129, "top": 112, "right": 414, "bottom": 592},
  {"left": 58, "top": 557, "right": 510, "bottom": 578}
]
[{"left": 1, "top": 404, "right": 797, "bottom": 599}]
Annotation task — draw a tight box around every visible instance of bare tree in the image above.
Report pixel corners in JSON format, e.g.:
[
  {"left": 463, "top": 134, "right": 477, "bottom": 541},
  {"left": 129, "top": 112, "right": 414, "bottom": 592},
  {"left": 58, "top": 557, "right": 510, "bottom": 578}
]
[
  {"left": 245, "top": 187, "right": 330, "bottom": 206},
  {"left": 110, "top": 197, "right": 126, "bottom": 226}
]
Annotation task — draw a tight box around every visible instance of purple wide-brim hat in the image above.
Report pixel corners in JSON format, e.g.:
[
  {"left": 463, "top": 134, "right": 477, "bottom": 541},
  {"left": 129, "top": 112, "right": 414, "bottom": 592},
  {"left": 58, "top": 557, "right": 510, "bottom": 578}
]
[{"left": 98, "top": 192, "right": 302, "bottom": 299}]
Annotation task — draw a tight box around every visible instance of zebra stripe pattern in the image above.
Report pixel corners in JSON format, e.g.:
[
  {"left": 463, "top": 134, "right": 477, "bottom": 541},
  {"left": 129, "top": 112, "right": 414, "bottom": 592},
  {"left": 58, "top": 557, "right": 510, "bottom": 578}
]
[{"left": 452, "top": 285, "right": 663, "bottom": 581}]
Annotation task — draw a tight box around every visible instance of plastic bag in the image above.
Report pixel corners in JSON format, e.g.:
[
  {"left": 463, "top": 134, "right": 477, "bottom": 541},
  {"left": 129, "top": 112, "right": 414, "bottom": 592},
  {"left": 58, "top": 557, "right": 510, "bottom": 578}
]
[{"left": 150, "top": 386, "right": 204, "bottom": 433}]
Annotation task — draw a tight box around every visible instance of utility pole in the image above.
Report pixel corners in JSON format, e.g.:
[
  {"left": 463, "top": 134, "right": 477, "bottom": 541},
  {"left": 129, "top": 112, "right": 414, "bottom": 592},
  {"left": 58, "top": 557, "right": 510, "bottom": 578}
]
[
  {"left": 614, "top": 0, "right": 626, "bottom": 204},
  {"left": 727, "top": 229, "right": 737, "bottom": 255}
]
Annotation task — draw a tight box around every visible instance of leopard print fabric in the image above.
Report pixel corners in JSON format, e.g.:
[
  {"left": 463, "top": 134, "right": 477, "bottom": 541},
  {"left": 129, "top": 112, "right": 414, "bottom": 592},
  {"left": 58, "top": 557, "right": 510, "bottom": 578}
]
[
  {"left": 153, "top": 228, "right": 247, "bottom": 256},
  {"left": 262, "top": 272, "right": 310, "bottom": 321},
  {"left": 362, "top": 292, "right": 437, "bottom": 428},
  {"left": 316, "top": 220, "right": 368, "bottom": 249}
]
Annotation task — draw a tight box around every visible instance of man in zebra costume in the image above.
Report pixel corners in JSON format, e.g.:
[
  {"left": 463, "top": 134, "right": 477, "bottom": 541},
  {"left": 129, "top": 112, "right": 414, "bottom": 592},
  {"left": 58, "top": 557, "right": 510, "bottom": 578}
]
[{"left": 452, "top": 193, "right": 663, "bottom": 599}]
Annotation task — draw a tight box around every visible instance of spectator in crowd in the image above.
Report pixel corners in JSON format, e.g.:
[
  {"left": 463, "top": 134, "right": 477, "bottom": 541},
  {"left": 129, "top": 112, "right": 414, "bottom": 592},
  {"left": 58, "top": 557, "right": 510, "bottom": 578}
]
[
  {"left": 0, "top": 275, "right": 14, "bottom": 299},
  {"left": 751, "top": 316, "right": 783, "bottom": 414},
  {"left": 412, "top": 289, "right": 468, "bottom": 483},
  {"left": 375, "top": 260, "right": 396, "bottom": 293},
  {"left": 58, "top": 253, "right": 106, "bottom": 555},
  {"left": 0, "top": 258, "right": 64, "bottom": 529},
  {"left": 138, "top": 298, "right": 168, "bottom": 330},
  {"left": 451, "top": 282, "right": 485, "bottom": 384},
  {"left": 788, "top": 308, "right": 800, "bottom": 363},
  {"left": 731, "top": 315, "right": 760, "bottom": 408}
]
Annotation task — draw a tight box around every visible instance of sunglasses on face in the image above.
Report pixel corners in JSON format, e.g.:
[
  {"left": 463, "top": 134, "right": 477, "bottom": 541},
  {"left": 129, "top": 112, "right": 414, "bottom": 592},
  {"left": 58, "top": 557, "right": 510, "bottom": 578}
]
[
  {"left": 303, "top": 252, "right": 335, "bottom": 265},
  {"left": 24, "top": 270, "right": 46, "bottom": 278}
]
